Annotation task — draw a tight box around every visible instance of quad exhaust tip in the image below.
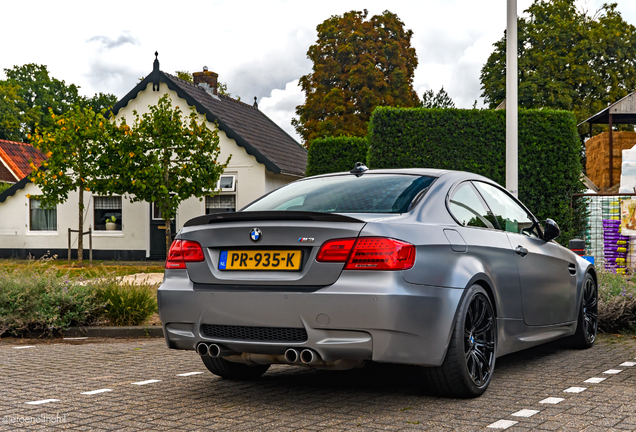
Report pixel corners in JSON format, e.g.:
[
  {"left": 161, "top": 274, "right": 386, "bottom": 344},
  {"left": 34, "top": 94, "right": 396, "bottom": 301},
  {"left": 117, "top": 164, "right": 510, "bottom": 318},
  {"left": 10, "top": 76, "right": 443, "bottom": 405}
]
[
  {"left": 300, "top": 349, "right": 320, "bottom": 364},
  {"left": 284, "top": 348, "right": 300, "bottom": 363},
  {"left": 196, "top": 343, "right": 209, "bottom": 357}
]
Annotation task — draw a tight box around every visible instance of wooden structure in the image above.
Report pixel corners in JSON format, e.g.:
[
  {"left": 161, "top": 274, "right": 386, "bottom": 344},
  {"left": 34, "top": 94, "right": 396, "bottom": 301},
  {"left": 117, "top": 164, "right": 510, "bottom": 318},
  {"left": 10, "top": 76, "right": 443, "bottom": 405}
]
[
  {"left": 586, "top": 131, "right": 636, "bottom": 190},
  {"left": 581, "top": 91, "right": 636, "bottom": 188}
]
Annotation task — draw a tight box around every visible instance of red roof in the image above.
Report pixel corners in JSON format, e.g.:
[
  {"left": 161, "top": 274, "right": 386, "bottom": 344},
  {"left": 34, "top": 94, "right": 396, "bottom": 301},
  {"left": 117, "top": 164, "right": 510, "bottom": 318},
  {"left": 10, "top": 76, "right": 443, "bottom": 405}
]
[{"left": 0, "top": 139, "right": 46, "bottom": 181}]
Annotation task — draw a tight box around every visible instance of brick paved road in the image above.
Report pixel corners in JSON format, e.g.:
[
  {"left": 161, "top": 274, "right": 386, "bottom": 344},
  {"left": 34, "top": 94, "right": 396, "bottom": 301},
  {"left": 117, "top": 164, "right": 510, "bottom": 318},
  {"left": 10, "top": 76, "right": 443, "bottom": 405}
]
[{"left": 0, "top": 336, "right": 635, "bottom": 431}]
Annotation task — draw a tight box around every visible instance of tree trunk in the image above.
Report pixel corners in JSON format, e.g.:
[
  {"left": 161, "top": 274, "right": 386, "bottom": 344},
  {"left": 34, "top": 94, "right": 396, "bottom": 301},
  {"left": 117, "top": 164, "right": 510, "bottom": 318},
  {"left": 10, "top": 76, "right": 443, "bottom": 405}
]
[{"left": 78, "top": 185, "right": 84, "bottom": 264}]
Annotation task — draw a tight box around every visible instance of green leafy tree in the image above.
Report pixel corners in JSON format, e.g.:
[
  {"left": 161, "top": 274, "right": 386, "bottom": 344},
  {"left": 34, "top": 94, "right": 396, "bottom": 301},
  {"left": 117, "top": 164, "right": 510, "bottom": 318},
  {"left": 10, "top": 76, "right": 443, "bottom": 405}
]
[
  {"left": 0, "top": 81, "right": 37, "bottom": 141},
  {"left": 29, "top": 106, "right": 118, "bottom": 263},
  {"left": 293, "top": 9, "right": 420, "bottom": 145},
  {"left": 421, "top": 87, "right": 456, "bottom": 109},
  {"left": 175, "top": 71, "right": 193, "bottom": 83},
  {"left": 480, "top": 0, "right": 636, "bottom": 133},
  {"left": 3, "top": 64, "right": 117, "bottom": 142},
  {"left": 100, "top": 94, "right": 230, "bottom": 255}
]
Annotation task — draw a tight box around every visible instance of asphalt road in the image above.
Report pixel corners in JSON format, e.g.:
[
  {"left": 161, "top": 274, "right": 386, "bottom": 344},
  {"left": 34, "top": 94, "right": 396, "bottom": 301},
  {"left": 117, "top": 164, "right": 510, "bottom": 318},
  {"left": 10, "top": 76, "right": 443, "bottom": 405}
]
[{"left": 0, "top": 335, "right": 635, "bottom": 431}]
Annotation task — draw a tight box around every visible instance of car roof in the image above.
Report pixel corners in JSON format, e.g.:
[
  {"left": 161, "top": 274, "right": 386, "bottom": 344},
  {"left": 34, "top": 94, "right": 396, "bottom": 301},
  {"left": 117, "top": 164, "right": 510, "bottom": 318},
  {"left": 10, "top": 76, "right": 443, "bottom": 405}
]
[{"left": 308, "top": 168, "right": 493, "bottom": 183}]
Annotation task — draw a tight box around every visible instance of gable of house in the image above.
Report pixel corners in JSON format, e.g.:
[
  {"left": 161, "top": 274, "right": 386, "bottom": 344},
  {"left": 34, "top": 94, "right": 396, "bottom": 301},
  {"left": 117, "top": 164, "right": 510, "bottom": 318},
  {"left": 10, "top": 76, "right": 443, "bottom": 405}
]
[{"left": 111, "top": 58, "right": 307, "bottom": 177}]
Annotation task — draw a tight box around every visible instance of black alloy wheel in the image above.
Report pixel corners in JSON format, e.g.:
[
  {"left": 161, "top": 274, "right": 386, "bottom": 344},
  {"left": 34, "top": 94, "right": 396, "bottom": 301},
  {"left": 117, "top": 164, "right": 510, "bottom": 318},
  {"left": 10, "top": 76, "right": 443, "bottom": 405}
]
[
  {"left": 464, "top": 293, "right": 496, "bottom": 387},
  {"left": 582, "top": 275, "right": 598, "bottom": 344},
  {"left": 426, "top": 285, "right": 497, "bottom": 398},
  {"left": 568, "top": 273, "right": 598, "bottom": 349}
]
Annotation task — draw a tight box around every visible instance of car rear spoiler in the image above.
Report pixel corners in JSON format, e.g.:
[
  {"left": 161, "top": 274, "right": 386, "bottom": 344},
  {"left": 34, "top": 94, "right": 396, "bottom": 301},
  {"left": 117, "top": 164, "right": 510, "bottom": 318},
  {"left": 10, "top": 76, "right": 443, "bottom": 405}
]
[{"left": 183, "top": 211, "right": 364, "bottom": 227}]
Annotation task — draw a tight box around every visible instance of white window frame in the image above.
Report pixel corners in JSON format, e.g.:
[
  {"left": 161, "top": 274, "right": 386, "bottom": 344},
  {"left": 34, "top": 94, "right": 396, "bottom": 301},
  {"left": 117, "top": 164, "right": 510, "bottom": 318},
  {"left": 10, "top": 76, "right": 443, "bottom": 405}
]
[
  {"left": 25, "top": 196, "right": 58, "bottom": 236},
  {"left": 217, "top": 175, "right": 236, "bottom": 192}
]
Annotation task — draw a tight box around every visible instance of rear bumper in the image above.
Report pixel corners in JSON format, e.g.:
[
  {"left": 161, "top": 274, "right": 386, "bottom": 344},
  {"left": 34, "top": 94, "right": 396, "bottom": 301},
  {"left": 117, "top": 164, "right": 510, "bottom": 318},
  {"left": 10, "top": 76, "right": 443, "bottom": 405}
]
[{"left": 158, "top": 270, "right": 464, "bottom": 366}]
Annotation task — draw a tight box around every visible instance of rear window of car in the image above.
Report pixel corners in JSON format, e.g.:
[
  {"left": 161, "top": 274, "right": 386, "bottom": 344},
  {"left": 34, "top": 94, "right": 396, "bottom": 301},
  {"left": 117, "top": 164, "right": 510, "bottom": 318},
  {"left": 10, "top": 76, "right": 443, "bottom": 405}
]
[{"left": 242, "top": 174, "right": 436, "bottom": 214}]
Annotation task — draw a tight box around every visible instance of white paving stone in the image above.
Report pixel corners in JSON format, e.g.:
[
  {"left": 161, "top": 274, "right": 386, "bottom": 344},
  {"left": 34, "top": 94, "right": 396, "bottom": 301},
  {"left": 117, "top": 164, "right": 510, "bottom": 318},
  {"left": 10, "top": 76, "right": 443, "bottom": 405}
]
[
  {"left": 584, "top": 377, "right": 606, "bottom": 384},
  {"left": 81, "top": 389, "right": 112, "bottom": 395},
  {"left": 25, "top": 399, "right": 60, "bottom": 405},
  {"left": 603, "top": 369, "right": 623, "bottom": 374},
  {"left": 176, "top": 372, "right": 204, "bottom": 377},
  {"left": 487, "top": 420, "right": 518, "bottom": 429},
  {"left": 511, "top": 409, "right": 539, "bottom": 417},
  {"left": 13, "top": 346, "right": 35, "bottom": 349},
  {"left": 619, "top": 362, "right": 636, "bottom": 367},
  {"left": 131, "top": 379, "right": 161, "bottom": 385},
  {"left": 540, "top": 397, "right": 565, "bottom": 404},
  {"left": 563, "top": 387, "right": 587, "bottom": 393}
]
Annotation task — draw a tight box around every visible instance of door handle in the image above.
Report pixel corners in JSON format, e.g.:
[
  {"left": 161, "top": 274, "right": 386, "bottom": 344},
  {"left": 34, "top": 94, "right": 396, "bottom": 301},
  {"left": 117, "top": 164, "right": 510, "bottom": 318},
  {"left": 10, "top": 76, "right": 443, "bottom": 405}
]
[{"left": 515, "top": 246, "right": 528, "bottom": 257}]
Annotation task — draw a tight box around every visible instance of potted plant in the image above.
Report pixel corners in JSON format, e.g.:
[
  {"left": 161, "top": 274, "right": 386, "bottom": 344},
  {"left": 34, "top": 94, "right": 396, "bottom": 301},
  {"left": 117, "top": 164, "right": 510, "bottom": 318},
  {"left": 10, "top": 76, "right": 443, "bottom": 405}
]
[{"left": 105, "top": 215, "right": 117, "bottom": 231}]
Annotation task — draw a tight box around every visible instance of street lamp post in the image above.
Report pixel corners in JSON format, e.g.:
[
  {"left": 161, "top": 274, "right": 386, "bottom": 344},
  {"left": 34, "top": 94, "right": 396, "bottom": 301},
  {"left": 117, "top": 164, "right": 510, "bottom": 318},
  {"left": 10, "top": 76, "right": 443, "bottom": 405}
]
[{"left": 506, "top": 0, "right": 518, "bottom": 198}]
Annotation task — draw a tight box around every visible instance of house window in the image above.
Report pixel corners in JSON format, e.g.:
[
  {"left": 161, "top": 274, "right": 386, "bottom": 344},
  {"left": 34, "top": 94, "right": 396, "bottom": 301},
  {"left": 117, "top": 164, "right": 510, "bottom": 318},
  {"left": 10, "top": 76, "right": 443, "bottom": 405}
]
[
  {"left": 217, "top": 175, "right": 236, "bottom": 192},
  {"left": 29, "top": 198, "right": 57, "bottom": 231},
  {"left": 206, "top": 195, "right": 236, "bottom": 214},
  {"left": 94, "top": 196, "right": 122, "bottom": 230}
]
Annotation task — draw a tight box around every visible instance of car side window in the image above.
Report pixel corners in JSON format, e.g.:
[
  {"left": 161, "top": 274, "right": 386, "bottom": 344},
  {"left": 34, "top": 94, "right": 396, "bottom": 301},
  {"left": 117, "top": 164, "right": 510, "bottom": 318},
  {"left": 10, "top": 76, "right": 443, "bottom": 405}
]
[
  {"left": 448, "top": 183, "right": 497, "bottom": 229},
  {"left": 473, "top": 182, "right": 539, "bottom": 237}
]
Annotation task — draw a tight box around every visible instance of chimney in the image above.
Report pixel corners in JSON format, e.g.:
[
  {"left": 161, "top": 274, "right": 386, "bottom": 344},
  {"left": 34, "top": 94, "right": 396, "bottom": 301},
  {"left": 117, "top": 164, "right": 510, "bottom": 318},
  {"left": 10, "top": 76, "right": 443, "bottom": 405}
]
[{"left": 193, "top": 66, "right": 218, "bottom": 95}]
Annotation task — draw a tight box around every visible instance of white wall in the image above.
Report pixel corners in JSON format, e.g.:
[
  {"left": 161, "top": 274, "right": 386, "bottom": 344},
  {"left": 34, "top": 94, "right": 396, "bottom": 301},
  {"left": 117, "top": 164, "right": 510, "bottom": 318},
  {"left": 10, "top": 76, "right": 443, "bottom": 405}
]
[{"left": 0, "top": 182, "right": 147, "bottom": 251}]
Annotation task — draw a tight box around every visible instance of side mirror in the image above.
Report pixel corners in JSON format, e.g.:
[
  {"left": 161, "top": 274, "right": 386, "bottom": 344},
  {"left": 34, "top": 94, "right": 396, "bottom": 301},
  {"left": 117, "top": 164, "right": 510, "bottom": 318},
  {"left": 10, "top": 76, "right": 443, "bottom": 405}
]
[{"left": 543, "top": 218, "right": 560, "bottom": 242}]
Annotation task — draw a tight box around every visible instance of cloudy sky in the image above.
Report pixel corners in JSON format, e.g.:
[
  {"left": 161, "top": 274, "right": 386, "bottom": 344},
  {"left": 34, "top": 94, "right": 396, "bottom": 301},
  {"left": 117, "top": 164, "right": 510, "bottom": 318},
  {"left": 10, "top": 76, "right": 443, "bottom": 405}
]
[{"left": 2, "top": 0, "right": 635, "bottom": 142}]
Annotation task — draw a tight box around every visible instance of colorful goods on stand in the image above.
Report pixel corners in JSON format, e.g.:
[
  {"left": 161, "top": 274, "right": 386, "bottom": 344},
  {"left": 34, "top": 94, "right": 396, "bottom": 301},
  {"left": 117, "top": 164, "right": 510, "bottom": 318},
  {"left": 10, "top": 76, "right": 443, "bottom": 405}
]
[{"left": 603, "top": 218, "right": 628, "bottom": 274}]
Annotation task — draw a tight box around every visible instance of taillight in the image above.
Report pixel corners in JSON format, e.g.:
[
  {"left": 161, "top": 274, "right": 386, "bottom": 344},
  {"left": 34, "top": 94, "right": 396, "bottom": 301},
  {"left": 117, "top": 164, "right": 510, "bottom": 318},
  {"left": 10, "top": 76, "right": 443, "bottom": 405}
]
[
  {"left": 316, "top": 237, "right": 415, "bottom": 270},
  {"left": 316, "top": 238, "right": 356, "bottom": 262},
  {"left": 165, "top": 239, "right": 205, "bottom": 269}
]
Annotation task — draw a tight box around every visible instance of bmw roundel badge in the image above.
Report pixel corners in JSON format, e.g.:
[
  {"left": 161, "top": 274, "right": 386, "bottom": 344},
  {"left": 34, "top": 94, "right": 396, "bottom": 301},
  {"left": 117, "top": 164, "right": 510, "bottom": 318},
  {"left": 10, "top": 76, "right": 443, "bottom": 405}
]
[{"left": 249, "top": 228, "right": 262, "bottom": 242}]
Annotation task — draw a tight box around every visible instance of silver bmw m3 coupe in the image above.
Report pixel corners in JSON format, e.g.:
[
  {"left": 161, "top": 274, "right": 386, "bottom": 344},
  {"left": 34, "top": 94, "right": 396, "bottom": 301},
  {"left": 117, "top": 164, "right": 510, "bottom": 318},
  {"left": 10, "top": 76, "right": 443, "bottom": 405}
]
[{"left": 158, "top": 167, "right": 597, "bottom": 398}]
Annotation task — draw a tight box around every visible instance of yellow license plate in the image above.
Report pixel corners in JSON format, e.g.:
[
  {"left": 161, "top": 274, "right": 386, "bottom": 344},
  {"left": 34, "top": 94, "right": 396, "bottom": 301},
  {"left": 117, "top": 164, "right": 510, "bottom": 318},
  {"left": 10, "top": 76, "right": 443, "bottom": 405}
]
[{"left": 219, "top": 250, "right": 302, "bottom": 270}]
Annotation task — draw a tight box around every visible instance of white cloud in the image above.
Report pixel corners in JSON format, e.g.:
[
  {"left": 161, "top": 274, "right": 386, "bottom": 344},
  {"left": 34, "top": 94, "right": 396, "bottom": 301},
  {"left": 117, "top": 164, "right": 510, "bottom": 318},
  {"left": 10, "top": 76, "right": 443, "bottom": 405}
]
[{"left": 259, "top": 79, "right": 304, "bottom": 142}]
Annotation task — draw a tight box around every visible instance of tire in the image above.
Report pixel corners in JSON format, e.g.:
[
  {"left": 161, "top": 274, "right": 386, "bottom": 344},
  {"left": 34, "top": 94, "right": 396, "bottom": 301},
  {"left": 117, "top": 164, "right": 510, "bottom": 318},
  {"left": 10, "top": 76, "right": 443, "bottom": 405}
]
[
  {"left": 201, "top": 355, "right": 270, "bottom": 380},
  {"left": 426, "top": 285, "right": 496, "bottom": 398},
  {"left": 568, "top": 273, "right": 598, "bottom": 349}
]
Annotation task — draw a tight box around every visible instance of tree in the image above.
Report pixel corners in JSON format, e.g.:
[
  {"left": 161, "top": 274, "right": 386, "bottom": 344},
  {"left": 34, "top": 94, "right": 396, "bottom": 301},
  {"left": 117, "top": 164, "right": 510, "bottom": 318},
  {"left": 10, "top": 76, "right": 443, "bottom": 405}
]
[
  {"left": 29, "top": 106, "right": 118, "bottom": 263},
  {"left": 293, "top": 9, "right": 420, "bottom": 145},
  {"left": 421, "top": 87, "right": 456, "bottom": 109},
  {"left": 100, "top": 94, "right": 229, "bottom": 255},
  {"left": 480, "top": 0, "right": 636, "bottom": 133},
  {"left": 175, "top": 71, "right": 193, "bottom": 83},
  {"left": 0, "top": 81, "right": 36, "bottom": 141},
  {"left": 2, "top": 64, "right": 118, "bottom": 142}
]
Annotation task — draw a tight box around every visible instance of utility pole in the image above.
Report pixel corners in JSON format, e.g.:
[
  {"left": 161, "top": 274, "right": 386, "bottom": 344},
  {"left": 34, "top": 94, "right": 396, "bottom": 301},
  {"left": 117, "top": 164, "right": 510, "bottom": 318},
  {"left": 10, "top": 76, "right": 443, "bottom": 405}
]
[{"left": 506, "top": 0, "right": 518, "bottom": 197}]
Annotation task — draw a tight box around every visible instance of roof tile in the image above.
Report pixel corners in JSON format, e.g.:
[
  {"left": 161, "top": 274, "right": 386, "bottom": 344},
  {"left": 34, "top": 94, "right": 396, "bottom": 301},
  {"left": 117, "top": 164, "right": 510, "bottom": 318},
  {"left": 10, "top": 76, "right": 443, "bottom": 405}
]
[{"left": 0, "top": 140, "right": 46, "bottom": 180}]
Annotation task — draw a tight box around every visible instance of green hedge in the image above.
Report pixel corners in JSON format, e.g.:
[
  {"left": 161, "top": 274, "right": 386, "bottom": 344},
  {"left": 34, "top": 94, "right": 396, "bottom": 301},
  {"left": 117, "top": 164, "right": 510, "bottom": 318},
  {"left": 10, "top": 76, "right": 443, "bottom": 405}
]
[
  {"left": 306, "top": 136, "right": 369, "bottom": 176},
  {"left": 368, "top": 107, "right": 586, "bottom": 244}
]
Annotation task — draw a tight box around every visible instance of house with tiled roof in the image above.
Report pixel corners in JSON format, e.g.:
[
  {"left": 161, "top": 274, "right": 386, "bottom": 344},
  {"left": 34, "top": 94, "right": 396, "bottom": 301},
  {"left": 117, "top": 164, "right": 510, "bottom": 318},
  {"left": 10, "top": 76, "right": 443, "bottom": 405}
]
[
  {"left": 0, "top": 139, "right": 46, "bottom": 183},
  {"left": 0, "top": 55, "right": 307, "bottom": 259}
]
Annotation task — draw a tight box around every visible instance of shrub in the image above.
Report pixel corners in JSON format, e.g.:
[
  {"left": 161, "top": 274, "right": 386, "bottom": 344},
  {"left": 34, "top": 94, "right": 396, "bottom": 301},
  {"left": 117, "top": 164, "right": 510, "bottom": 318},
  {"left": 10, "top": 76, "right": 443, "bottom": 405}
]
[
  {"left": 306, "top": 136, "right": 369, "bottom": 176},
  {"left": 597, "top": 271, "right": 636, "bottom": 333},
  {"left": 94, "top": 280, "right": 158, "bottom": 326},
  {"left": 367, "top": 107, "right": 586, "bottom": 245},
  {"left": 0, "top": 266, "right": 103, "bottom": 337}
]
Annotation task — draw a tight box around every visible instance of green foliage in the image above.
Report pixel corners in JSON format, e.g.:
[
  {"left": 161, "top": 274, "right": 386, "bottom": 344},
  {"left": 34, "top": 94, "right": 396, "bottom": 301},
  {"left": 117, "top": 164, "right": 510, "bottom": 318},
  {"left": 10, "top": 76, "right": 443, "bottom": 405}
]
[
  {"left": 420, "top": 87, "right": 455, "bottom": 109},
  {"left": 100, "top": 94, "right": 230, "bottom": 255},
  {"left": 94, "top": 281, "right": 157, "bottom": 326},
  {"left": 30, "top": 105, "right": 120, "bottom": 262},
  {"left": 175, "top": 71, "right": 193, "bottom": 83},
  {"left": 368, "top": 107, "right": 586, "bottom": 244},
  {"left": 480, "top": 0, "right": 636, "bottom": 135},
  {"left": 597, "top": 271, "right": 636, "bottom": 333},
  {"left": 293, "top": 9, "right": 420, "bottom": 145},
  {"left": 0, "top": 265, "right": 103, "bottom": 337},
  {"left": 306, "top": 136, "right": 369, "bottom": 176},
  {"left": 1, "top": 64, "right": 117, "bottom": 142},
  {"left": 0, "top": 182, "right": 12, "bottom": 193}
]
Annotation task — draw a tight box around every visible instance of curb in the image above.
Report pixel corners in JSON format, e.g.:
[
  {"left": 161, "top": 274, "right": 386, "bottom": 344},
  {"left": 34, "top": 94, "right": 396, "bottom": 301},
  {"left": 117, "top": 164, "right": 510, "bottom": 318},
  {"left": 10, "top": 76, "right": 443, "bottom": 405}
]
[{"left": 63, "top": 326, "right": 164, "bottom": 338}]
